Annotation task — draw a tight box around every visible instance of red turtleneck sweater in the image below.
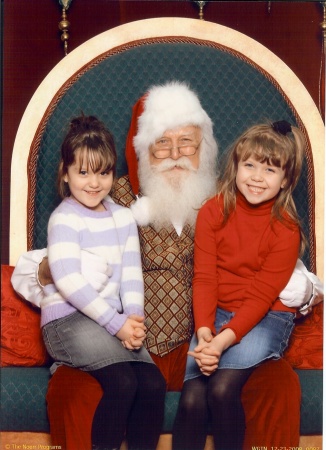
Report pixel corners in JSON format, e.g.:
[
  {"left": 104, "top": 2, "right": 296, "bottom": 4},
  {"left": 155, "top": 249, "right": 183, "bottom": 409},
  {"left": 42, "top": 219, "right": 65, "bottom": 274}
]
[{"left": 193, "top": 193, "right": 300, "bottom": 343}]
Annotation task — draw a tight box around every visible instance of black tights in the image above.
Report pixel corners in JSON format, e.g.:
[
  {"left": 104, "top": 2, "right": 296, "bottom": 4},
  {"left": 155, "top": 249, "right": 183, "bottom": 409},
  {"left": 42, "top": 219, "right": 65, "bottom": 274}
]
[
  {"left": 173, "top": 368, "right": 254, "bottom": 450},
  {"left": 89, "top": 362, "right": 166, "bottom": 450}
]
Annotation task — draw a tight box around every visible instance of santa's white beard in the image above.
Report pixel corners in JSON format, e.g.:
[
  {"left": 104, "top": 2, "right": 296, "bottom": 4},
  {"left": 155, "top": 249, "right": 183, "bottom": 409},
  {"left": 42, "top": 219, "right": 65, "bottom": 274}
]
[{"left": 136, "top": 156, "right": 217, "bottom": 230}]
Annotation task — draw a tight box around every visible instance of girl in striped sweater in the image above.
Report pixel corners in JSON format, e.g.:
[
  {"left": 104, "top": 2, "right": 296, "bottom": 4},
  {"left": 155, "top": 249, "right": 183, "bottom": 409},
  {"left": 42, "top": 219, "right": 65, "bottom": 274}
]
[{"left": 41, "top": 115, "right": 165, "bottom": 450}]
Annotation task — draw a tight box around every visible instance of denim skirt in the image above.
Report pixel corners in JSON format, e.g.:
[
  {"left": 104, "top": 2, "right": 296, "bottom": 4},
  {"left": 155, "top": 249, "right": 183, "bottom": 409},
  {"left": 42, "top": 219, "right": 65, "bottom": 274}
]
[
  {"left": 184, "top": 308, "right": 295, "bottom": 381},
  {"left": 42, "top": 311, "right": 154, "bottom": 374}
]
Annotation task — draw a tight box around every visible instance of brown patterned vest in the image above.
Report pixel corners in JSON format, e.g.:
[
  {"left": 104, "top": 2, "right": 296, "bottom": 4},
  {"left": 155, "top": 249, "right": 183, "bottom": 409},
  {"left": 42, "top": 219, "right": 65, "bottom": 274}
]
[{"left": 112, "top": 175, "right": 194, "bottom": 357}]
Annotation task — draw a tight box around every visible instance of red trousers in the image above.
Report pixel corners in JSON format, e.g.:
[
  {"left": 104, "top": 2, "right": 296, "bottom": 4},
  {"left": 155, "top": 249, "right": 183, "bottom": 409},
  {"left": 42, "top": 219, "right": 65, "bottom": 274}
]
[{"left": 47, "top": 356, "right": 300, "bottom": 450}]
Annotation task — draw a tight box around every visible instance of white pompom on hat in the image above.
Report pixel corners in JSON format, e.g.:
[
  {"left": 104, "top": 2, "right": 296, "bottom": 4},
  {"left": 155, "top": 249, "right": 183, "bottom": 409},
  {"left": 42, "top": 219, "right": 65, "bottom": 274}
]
[{"left": 133, "top": 81, "right": 213, "bottom": 157}]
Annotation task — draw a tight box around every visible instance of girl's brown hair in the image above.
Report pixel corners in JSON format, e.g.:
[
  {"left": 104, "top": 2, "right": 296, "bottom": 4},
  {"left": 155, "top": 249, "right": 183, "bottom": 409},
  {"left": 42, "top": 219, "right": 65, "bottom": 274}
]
[
  {"left": 57, "top": 115, "right": 117, "bottom": 198},
  {"left": 218, "top": 122, "right": 306, "bottom": 253}
]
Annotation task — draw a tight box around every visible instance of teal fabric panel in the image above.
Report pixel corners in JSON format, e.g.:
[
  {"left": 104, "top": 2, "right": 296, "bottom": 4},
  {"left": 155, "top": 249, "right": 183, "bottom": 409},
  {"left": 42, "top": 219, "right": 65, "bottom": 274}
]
[
  {"left": 162, "top": 391, "right": 181, "bottom": 432},
  {"left": 0, "top": 367, "right": 322, "bottom": 434},
  {"left": 0, "top": 367, "right": 50, "bottom": 432},
  {"left": 295, "top": 369, "right": 323, "bottom": 435},
  {"left": 33, "top": 42, "right": 310, "bottom": 268}
]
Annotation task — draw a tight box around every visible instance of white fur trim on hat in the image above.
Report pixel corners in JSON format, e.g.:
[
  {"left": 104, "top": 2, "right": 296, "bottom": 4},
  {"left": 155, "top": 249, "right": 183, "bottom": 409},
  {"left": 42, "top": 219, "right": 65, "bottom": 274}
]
[{"left": 133, "top": 81, "right": 213, "bottom": 156}]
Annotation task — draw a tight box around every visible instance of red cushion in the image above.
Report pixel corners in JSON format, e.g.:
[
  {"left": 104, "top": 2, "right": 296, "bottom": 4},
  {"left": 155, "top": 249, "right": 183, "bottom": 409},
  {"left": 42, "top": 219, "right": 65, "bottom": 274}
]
[
  {"left": 1, "top": 265, "right": 50, "bottom": 366},
  {"left": 1, "top": 264, "right": 322, "bottom": 370},
  {"left": 284, "top": 302, "right": 323, "bottom": 369}
]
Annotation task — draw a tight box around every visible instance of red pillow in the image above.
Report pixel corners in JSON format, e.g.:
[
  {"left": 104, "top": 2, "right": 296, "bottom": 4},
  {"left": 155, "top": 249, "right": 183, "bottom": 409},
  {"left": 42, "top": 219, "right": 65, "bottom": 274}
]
[
  {"left": 1, "top": 265, "right": 50, "bottom": 366},
  {"left": 284, "top": 302, "right": 323, "bottom": 369}
]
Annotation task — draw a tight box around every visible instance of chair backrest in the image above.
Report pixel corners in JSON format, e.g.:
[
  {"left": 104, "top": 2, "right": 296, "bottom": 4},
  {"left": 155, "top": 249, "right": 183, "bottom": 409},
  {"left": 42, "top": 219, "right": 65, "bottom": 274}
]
[{"left": 10, "top": 18, "right": 324, "bottom": 276}]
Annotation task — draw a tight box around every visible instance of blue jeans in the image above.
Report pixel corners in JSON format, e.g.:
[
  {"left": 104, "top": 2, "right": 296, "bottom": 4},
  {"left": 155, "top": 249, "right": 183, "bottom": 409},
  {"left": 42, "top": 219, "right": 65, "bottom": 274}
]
[
  {"left": 185, "top": 308, "right": 294, "bottom": 380},
  {"left": 42, "top": 311, "right": 153, "bottom": 374}
]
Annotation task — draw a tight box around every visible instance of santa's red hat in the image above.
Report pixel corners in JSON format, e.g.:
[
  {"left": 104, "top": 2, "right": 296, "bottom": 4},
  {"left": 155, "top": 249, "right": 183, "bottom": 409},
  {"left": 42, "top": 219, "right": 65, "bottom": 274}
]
[
  {"left": 125, "top": 81, "right": 214, "bottom": 195},
  {"left": 125, "top": 94, "right": 146, "bottom": 195}
]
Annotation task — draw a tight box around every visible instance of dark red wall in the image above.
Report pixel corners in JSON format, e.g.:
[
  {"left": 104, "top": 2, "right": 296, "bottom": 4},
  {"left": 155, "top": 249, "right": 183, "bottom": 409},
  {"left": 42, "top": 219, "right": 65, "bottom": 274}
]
[{"left": 2, "top": 0, "right": 324, "bottom": 264}]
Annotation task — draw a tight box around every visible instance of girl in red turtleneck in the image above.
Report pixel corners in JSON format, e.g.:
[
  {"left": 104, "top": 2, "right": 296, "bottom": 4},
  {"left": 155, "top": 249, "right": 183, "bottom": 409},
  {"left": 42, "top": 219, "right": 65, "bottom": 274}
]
[{"left": 173, "top": 121, "right": 306, "bottom": 450}]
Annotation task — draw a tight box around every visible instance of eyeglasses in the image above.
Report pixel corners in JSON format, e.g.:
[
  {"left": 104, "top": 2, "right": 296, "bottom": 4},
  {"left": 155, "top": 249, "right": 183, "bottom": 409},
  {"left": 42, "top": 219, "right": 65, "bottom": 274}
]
[{"left": 151, "top": 138, "right": 203, "bottom": 159}]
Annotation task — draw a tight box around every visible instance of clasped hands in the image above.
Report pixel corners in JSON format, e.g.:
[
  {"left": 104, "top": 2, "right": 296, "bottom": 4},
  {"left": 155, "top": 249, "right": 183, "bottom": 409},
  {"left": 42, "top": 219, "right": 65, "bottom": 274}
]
[
  {"left": 188, "top": 327, "right": 236, "bottom": 376},
  {"left": 117, "top": 314, "right": 147, "bottom": 351}
]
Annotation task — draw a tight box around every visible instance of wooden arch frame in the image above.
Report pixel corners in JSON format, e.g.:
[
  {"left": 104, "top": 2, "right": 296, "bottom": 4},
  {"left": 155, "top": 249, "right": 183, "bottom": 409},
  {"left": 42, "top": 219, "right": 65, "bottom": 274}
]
[{"left": 10, "top": 17, "right": 324, "bottom": 277}]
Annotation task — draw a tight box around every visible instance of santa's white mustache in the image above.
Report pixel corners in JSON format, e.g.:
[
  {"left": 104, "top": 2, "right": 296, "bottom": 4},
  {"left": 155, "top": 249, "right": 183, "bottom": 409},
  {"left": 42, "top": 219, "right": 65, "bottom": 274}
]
[{"left": 152, "top": 157, "right": 196, "bottom": 173}]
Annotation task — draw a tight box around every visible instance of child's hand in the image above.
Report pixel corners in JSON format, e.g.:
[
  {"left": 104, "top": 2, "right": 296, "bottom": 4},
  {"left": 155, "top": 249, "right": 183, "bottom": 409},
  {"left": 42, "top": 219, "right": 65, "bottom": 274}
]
[
  {"left": 188, "top": 345, "right": 220, "bottom": 376},
  {"left": 116, "top": 316, "right": 146, "bottom": 351},
  {"left": 125, "top": 314, "right": 146, "bottom": 350},
  {"left": 130, "top": 314, "right": 146, "bottom": 337},
  {"left": 194, "top": 328, "right": 236, "bottom": 375},
  {"left": 196, "top": 327, "right": 214, "bottom": 349},
  {"left": 188, "top": 327, "right": 220, "bottom": 376},
  {"left": 188, "top": 327, "right": 236, "bottom": 376},
  {"left": 116, "top": 318, "right": 141, "bottom": 348}
]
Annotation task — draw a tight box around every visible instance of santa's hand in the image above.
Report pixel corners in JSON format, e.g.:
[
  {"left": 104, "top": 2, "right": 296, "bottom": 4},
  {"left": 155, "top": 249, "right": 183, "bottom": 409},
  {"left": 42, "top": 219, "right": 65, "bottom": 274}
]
[
  {"left": 38, "top": 257, "right": 53, "bottom": 286},
  {"left": 81, "top": 250, "right": 112, "bottom": 292}
]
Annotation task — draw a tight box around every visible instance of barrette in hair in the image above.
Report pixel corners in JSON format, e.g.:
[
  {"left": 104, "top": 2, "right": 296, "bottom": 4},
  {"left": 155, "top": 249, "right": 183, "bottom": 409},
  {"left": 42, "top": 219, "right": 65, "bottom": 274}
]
[{"left": 272, "top": 120, "right": 292, "bottom": 136}]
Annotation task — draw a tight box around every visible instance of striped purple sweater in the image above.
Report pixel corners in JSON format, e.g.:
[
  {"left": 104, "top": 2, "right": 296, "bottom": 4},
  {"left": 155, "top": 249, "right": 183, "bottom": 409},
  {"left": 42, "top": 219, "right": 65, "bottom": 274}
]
[{"left": 41, "top": 197, "right": 144, "bottom": 335}]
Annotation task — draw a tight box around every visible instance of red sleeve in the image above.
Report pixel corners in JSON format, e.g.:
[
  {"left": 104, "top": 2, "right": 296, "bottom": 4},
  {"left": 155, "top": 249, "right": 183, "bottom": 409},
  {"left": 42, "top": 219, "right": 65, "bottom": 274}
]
[{"left": 192, "top": 197, "right": 221, "bottom": 334}]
